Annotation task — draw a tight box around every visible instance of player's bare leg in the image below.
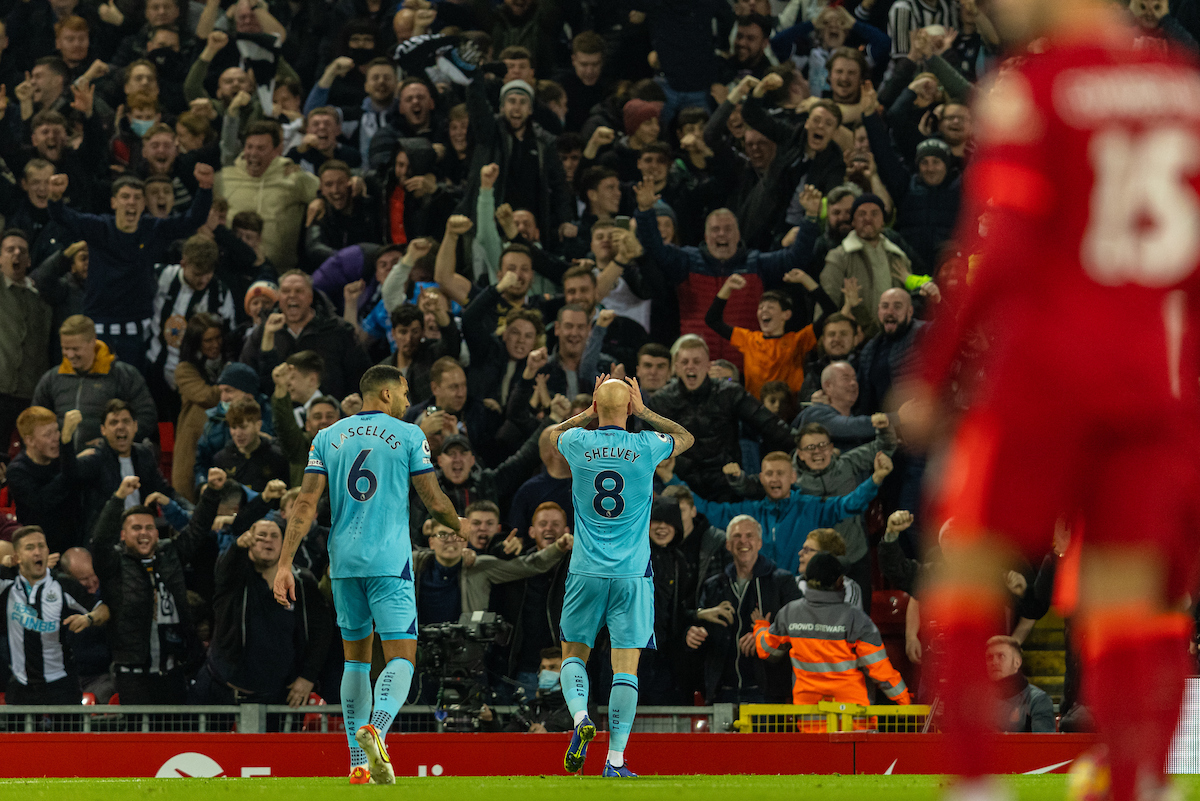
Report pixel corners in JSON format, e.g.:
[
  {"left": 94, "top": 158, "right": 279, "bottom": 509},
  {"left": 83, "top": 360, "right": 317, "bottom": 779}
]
[
  {"left": 561, "top": 641, "right": 595, "bottom": 773},
  {"left": 602, "top": 648, "right": 641, "bottom": 777},
  {"left": 1072, "top": 549, "right": 1190, "bottom": 801},
  {"left": 923, "top": 537, "right": 1012, "bottom": 800},
  {"left": 349, "top": 637, "right": 416, "bottom": 785}
]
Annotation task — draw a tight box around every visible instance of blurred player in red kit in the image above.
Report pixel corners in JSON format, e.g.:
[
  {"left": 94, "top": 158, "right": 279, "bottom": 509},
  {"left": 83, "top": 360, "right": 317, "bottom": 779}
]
[{"left": 900, "top": 0, "right": 1200, "bottom": 798}]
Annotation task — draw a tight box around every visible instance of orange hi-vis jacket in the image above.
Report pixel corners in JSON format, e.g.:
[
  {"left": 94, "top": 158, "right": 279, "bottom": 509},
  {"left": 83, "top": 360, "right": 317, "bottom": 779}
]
[{"left": 754, "top": 587, "right": 912, "bottom": 706}]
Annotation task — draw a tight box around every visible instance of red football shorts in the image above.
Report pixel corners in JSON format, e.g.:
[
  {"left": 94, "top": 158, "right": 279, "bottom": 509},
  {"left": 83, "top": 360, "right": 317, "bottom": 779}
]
[{"left": 932, "top": 403, "right": 1200, "bottom": 599}]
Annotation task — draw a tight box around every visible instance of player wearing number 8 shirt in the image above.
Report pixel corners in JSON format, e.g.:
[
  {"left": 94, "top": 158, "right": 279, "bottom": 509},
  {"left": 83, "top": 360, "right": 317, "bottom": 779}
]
[
  {"left": 273, "top": 365, "right": 465, "bottom": 786},
  {"left": 550, "top": 376, "right": 693, "bottom": 778},
  {"left": 903, "top": 2, "right": 1200, "bottom": 799}
]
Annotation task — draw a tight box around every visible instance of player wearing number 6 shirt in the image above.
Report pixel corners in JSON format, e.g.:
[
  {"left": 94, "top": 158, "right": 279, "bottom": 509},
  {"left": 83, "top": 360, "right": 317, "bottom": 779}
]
[
  {"left": 273, "top": 365, "right": 465, "bottom": 786},
  {"left": 550, "top": 376, "right": 694, "bottom": 778},
  {"left": 899, "top": 2, "right": 1200, "bottom": 799}
]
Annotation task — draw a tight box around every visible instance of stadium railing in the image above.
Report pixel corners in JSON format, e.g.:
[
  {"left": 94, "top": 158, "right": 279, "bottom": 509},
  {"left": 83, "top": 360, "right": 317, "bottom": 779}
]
[
  {"left": 0, "top": 704, "right": 739, "bottom": 734},
  {"left": 733, "top": 701, "right": 933, "bottom": 733}
]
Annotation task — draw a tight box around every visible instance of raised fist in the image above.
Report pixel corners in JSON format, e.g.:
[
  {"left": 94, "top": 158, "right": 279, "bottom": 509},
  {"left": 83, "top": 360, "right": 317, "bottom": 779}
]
[
  {"left": 48, "top": 173, "right": 69, "bottom": 201},
  {"left": 445, "top": 214, "right": 473, "bottom": 236},
  {"left": 480, "top": 162, "right": 499, "bottom": 189},
  {"left": 207, "top": 468, "right": 227, "bottom": 490},
  {"left": 193, "top": 162, "right": 215, "bottom": 190}
]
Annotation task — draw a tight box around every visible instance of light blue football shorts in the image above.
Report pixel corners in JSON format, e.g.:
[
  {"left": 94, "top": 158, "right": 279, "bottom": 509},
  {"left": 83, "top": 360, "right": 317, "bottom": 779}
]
[{"left": 559, "top": 573, "right": 656, "bottom": 650}]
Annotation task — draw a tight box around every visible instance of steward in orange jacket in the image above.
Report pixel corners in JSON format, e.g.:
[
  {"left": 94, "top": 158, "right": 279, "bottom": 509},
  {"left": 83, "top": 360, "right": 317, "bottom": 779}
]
[{"left": 754, "top": 552, "right": 911, "bottom": 706}]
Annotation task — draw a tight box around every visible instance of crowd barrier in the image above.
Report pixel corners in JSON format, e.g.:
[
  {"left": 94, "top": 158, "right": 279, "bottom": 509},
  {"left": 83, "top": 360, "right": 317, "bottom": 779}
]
[{"left": 735, "top": 702, "right": 933, "bottom": 733}]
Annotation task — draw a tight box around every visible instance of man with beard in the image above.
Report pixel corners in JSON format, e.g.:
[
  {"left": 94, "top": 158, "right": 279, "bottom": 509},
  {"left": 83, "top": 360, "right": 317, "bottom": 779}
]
[
  {"left": 717, "top": 14, "right": 773, "bottom": 83},
  {"left": 821, "top": 194, "right": 940, "bottom": 317},
  {"left": 797, "top": 313, "right": 860, "bottom": 402},
  {"left": 438, "top": 217, "right": 540, "bottom": 333},
  {"left": 376, "top": 304, "right": 462, "bottom": 408},
  {"left": 856, "top": 288, "right": 925, "bottom": 416},
  {"left": 795, "top": 362, "right": 890, "bottom": 452},
  {"left": 46, "top": 164, "right": 214, "bottom": 372}
]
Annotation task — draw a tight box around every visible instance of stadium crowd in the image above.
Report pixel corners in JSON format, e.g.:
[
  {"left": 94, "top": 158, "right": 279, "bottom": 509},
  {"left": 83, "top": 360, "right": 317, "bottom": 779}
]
[{"left": 0, "top": 0, "right": 1195, "bottom": 733}]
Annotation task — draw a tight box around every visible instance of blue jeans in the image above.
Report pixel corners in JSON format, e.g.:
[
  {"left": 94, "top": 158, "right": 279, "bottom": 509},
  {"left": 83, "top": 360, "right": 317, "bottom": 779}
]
[{"left": 655, "top": 77, "right": 711, "bottom": 126}]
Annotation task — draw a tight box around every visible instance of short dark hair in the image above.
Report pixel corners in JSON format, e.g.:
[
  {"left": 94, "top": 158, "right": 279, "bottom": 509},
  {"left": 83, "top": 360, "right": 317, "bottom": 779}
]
[
  {"left": 286, "top": 349, "right": 324, "bottom": 376},
  {"left": 365, "top": 56, "right": 393, "bottom": 72},
  {"left": 808, "top": 98, "right": 843, "bottom": 125},
  {"left": 536, "top": 79, "right": 565, "bottom": 106},
  {"left": 360, "top": 364, "right": 404, "bottom": 397},
  {"left": 579, "top": 165, "right": 618, "bottom": 197},
  {"left": 637, "top": 342, "right": 670, "bottom": 362},
  {"left": 244, "top": 120, "right": 283, "bottom": 148},
  {"left": 639, "top": 141, "right": 672, "bottom": 160},
  {"left": 557, "top": 132, "right": 584, "bottom": 154},
  {"left": 311, "top": 395, "right": 340, "bottom": 415},
  {"left": 676, "top": 107, "right": 709, "bottom": 131},
  {"left": 465, "top": 500, "right": 500, "bottom": 517},
  {"left": 33, "top": 56, "right": 69, "bottom": 81},
  {"left": 230, "top": 210, "right": 263, "bottom": 234},
  {"left": 111, "top": 175, "right": 146, "bottom": 196},
  {"left": 0, "top": 227, "right": 29, "bottom": 247},
  {"left": 499, "top": 243, "right": 533, "bottom": 269},
  {"left": 539, "top": 646, "right": 563, "bottom": 661},
  {"left": 736, "top": 13, "right": 772, "bottom": 38},
  {"left": 759, "top": 289, "right": 793, "bottom": 312},
  {"left": 103, "top": 398, "right": 133, "bottom": 423},
  {"left": 31, "top": 110, "right": 67, "bottom": 131},
  {"left": 796, "top": 422, "right": 831, "bottom": 442},
  {"left": 11, "top": 526, "right": 45, "bottom": 548},
  {"left": 120, "top": 506, "right": 156, "bottom": 525},
  {"left": 499, "top": 45, "right": 532, "bottom": 62},
  {"left": 390, "top": 305, "right": 424, "bottom": 329}
]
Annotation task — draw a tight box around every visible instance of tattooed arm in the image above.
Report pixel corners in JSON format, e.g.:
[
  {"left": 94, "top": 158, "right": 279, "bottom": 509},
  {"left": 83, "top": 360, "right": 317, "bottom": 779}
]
[{"left": 626, "top": 377, "right": 694, "bottom": 457}]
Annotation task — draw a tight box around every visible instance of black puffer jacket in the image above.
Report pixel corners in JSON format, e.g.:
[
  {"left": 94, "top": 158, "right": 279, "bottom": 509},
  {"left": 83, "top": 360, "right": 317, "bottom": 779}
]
[
  {"left": 647, "top": 377, "right": 793, "bottom": 502},
  {"left": 90, "top": 486, "right": 219, "bottom": 669}
]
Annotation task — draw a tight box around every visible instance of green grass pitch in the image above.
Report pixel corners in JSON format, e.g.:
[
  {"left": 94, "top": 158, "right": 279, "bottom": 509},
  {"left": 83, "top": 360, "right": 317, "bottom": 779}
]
[{"left": 0, "top": 776, "right": 1198, "bottom": 801}]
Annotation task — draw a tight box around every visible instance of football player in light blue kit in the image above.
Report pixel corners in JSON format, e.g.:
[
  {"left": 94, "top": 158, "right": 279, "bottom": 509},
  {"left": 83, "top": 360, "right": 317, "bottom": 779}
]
[
  {"left": 273, "top": 365, "right": 464, "bottom": 785},
  {"left": 551, "top": 375, "right": 693, "bottom": 777}
]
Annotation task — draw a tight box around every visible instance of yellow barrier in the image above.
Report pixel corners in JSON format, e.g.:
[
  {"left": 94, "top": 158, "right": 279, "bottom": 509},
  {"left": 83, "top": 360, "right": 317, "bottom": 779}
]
[{"left": 734, "top": 702, "right": 933, "bottom": 733}]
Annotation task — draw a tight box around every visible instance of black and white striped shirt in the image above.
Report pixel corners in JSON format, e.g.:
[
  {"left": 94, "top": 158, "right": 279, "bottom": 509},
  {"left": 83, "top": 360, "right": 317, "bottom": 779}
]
[
  {"left": 2, "top": 568, "right": 96, "bottom": 686},
  {"left": 887, "top": 0, "right": 959, "bottom": 59}
]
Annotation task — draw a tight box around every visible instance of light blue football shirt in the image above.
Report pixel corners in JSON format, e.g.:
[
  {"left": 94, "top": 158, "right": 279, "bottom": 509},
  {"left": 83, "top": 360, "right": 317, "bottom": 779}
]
[
  {"left": 558, "top": 426, "right": 675, "bottom": 579},
  {"left": 305, "top": 410, "right": 433, "bottom": 579}
]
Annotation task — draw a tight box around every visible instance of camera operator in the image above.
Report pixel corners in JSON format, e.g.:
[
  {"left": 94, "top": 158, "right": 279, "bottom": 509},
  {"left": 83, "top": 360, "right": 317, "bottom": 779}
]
[
  {"left": 502, "top": 647, "right": 577, "bottom": 733},
  {"left": 191, "top": 518, "right": 331, "bottom": 706}
]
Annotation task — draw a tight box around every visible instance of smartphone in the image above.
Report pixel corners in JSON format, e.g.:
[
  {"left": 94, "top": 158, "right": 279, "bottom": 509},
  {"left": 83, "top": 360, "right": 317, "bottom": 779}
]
[
  {"left": 614, "top": 215, "right": 631, "bottom": 231},
  {"left": 426, "top": 405, "right": 440, "bottom": 415}
]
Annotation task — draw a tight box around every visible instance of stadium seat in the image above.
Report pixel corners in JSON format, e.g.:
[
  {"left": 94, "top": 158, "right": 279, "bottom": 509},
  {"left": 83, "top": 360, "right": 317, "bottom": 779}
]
[
  {"left": 108, "top": 693, "right": 120, "bottom": 705},
  {"left": 157, "top": 423, "right": 175, "bottom": 479},
  {"left": 0, "top": 692, "right": 5, "bottom": 705},
  {"left": 302, "top": 693, "right": 329, "bottom": 732},
  {"left": 871, "top": 590, "right": 919, "bottom": 695},
  {"left": 81, "top": 693, "right": 96, "bottom": 705}
]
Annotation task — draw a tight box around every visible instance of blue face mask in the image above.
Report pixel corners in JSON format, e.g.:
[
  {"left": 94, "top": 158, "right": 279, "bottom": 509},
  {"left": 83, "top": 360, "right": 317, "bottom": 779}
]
[
  {"left": 537, "top": 669, "right": 560, "bottom": 692},
  {"left": 130, "top": 118, "right": 155, "bottom": 136},
  {"left": 217, "top": 400, "right": 229, "bottom": 413}
]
